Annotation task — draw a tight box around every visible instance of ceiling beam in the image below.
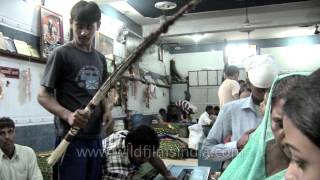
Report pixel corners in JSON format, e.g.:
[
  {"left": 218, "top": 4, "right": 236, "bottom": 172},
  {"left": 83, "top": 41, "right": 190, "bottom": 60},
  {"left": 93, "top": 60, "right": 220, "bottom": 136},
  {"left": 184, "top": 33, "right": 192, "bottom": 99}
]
[{"left": 142, "top": 1, "right": 320, "bottom": 37}]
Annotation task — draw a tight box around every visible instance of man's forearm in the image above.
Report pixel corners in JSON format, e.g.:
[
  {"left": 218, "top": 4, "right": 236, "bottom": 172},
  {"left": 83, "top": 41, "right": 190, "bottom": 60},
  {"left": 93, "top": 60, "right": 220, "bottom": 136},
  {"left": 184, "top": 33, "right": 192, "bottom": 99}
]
[
  {"left": 201, "top": 140, "right": 238, "bottom": 161},
  {"left": 102, "top": 98, "right": 113, "bottom": 123},
  {"left": 149, "top": 156, "right": 171, "bottom": 177}
]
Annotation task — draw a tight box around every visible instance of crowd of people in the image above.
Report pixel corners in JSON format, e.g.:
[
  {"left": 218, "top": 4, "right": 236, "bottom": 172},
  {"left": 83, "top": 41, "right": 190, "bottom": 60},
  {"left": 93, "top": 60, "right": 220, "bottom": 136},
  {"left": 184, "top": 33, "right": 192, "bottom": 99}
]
[
  {"left": 201, "top": 59, "right": 320, "bottom": 180},
  {"left": 1, "top": 1, "right": 320, "bottom": 180}
]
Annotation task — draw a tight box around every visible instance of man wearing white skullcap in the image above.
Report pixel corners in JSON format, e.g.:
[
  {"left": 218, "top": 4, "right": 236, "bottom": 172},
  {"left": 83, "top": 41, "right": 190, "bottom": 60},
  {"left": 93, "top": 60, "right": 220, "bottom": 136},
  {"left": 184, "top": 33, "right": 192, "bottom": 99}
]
[
  {"left": 201, "top": 54, "right": 279, "bottom": 169},
  {"left": 245, "top": 55, "right": 279, "bottom": 89}
]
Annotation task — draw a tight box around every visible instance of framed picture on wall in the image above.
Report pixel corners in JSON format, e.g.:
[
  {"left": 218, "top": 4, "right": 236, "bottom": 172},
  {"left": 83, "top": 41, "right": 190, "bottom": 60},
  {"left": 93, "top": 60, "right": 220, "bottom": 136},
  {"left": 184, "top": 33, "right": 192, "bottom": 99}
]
[
  {"left": 40, "top": 7, "right": 63, "bottom": 59},
  {"left": 95, "top": 32, "right": 113, "bottom": 59}
]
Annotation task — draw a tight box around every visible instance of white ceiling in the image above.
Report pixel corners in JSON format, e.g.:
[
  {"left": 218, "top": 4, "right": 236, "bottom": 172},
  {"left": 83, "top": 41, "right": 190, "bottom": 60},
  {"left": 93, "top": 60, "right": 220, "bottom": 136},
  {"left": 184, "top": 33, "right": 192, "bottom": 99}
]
[
  {"left": 161, "top": 26, "right": 317, "bottom": 45},
  {"left": 96, "top": 0, "right": 320, "bottom": 45}
]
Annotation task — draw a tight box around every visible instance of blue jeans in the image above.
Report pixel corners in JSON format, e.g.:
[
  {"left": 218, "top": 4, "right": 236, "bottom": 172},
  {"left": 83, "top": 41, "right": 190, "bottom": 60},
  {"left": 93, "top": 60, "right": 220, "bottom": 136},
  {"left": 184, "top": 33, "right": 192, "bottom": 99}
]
[{"left": 53, "top": 136, "right": 102, "bottom": 180}]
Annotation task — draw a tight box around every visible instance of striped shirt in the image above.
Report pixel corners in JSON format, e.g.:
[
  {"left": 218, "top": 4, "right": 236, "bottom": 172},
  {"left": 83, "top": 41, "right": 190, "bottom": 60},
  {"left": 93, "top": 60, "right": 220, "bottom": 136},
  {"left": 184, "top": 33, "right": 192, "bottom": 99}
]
[
  {"left": 175, "top": 100, "right": 197, "bottom": 114},
  {"left": 101, "top": 130, "right": 136, "bottom": 180}
]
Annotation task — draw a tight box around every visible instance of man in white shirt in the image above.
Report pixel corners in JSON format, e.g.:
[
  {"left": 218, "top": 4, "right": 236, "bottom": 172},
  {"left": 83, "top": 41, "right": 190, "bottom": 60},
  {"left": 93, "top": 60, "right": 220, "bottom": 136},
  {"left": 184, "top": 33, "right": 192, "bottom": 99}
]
[
  {"left": 198, "top": 105, "right": 215, "bottom": 126},
  {"left": 0, "top": 117, "right": 42, "bottom": 180},
  {"left": 218, "top": 65, "right": 240, "bottom": 107}
]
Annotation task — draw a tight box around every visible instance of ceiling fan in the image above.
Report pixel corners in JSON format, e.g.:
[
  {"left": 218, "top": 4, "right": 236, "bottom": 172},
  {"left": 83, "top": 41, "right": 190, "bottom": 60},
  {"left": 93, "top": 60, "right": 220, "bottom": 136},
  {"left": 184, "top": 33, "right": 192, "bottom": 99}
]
[
  {"left": 154, "top": 1, "right": 177, "bottom": 24},
  {"left": 240, "top": 0, "right": 272, "bottom": 30}
]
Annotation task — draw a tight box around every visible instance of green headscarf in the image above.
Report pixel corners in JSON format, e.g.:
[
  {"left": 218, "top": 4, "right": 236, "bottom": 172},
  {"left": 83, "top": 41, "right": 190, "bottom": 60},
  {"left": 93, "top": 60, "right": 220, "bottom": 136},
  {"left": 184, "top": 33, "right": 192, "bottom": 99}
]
[{"left": 219, "top": 72, "right": 309, "bottom": 180}]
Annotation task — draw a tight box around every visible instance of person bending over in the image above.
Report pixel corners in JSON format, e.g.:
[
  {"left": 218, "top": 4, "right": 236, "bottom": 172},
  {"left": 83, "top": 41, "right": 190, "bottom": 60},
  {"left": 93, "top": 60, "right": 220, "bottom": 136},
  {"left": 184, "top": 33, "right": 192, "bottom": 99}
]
[{"left": 101, "top": 125, "right": 176, "bottom": 180}]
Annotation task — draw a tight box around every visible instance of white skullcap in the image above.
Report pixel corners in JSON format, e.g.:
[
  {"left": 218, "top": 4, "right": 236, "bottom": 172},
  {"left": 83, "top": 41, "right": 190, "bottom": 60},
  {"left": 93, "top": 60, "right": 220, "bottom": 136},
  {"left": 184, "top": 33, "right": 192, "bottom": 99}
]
[{"left": 244, "top": 54, "right": 279, "bottom": 88}]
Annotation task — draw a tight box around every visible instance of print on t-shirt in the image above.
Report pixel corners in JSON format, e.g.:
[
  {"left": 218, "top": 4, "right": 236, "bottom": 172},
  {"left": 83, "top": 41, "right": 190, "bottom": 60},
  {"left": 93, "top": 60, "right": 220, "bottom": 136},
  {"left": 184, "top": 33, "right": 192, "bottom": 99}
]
[{"left": 75, "top": 65, "right": 101, "bottom": 95}]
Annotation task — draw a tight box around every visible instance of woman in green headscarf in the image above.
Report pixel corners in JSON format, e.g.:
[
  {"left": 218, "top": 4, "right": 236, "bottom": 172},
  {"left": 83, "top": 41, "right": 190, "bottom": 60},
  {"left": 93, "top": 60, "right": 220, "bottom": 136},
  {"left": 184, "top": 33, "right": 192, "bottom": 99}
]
[{"left": 219, "top": 73, "right": 307, "bottom": 180}]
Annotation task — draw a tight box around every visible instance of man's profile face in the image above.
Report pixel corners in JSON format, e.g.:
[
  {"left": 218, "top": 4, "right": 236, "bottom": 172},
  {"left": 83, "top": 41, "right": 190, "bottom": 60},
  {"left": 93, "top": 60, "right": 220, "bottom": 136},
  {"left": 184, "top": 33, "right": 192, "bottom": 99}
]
[
  {"left": 251, "top": 85, "right": 268, "bottom": 104},
  {"left": 0, "top": 127, "right": 15, "bottom": 151},
  {"left": 207, "top": 108, "right": 214, "bottom": 115},
  {"left": 128, "top": 144, "right": 154, "bottom": 166}
]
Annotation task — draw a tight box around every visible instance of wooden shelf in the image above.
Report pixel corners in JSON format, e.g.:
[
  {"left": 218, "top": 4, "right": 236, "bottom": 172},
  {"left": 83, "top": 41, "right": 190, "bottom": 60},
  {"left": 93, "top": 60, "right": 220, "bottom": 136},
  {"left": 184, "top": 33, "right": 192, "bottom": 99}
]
[{"left": 0, "top": 49, "right": 46, "bottom": 64}]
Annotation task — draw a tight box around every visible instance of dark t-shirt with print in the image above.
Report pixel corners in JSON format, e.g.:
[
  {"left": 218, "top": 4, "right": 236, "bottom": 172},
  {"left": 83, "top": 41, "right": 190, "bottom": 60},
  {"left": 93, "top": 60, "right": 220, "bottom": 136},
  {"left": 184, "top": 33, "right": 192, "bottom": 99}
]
[{"left": 41, "top": 43, "right": 107, "bottom": 139}]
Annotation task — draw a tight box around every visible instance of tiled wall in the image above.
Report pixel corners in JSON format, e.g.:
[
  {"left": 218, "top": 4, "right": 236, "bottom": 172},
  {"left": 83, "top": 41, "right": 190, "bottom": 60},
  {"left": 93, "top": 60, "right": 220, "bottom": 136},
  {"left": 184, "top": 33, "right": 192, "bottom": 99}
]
[
  {"left": 15, "top": 124, "right": 55, "bottom": 152},
  {"left": 14, "top": 115, "right": 157, "bottom": 152}
]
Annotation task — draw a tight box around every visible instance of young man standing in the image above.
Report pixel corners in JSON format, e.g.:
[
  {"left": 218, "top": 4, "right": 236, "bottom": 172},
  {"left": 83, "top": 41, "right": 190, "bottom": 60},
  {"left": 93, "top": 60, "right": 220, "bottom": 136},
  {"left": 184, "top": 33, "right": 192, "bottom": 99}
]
[
  {"left": 37, "top": 1, "right": 107, "bottom": 179},
  {"left": 0, "top": 117, "right": 43, "bottom": 180}
]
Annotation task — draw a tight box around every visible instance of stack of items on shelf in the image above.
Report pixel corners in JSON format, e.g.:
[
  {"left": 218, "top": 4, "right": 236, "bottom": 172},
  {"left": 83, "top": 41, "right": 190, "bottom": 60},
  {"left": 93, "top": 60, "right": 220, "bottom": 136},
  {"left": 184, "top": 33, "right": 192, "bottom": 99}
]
[{"left": 0, "top": 32, "right": 40, "bottom": 58}]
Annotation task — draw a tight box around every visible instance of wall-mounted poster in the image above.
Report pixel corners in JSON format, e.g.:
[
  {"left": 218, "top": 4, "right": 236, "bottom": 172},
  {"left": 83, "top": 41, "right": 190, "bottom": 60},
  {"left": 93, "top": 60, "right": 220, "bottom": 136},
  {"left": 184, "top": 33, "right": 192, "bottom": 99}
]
[
  {"left": 95, "top": 32, "right": 113, "bottom": 59},
  {"left": 40, "top": 7, "right": 63, "bottom": 59}
]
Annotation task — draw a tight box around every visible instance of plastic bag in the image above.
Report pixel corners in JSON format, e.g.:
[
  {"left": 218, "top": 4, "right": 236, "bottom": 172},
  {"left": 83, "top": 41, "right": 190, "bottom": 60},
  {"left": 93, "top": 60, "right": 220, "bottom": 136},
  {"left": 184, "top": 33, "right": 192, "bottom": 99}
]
[{"left": 188, "top": 124, "right": 205, "bottom": 150}]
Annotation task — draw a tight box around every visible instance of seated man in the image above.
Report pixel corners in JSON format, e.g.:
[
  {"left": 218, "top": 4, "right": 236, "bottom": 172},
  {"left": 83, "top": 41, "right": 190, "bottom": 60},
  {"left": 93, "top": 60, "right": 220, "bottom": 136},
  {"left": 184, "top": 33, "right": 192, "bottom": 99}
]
[
  {"left": 157, "top": 108, "right": 167, "bottom": 124},
  {"left": 198, "top": 105, "right": 215, "bottom": 126},
  {"left": 0, "top": 117, "right": 42, "bottom": 180},
  {"left": 101, "top": 125, "right": 176, "bottom": 180},
  {"left": 201, "top": 55, "right": 279, "bottom": 169},
  {"left": 199, "top": 105, "right": 218, "bottom": 137}
]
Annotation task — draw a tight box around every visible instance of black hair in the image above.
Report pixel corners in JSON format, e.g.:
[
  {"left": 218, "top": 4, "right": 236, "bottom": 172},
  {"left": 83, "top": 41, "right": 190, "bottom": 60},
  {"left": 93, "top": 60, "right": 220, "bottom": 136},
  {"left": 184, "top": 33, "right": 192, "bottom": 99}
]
[
  {"left": 225, "top": 65, "right": 239, "bottom": 77},
  {"left": 125, "top": 125, "right": 160, "bottom": 151},
  {"left": 283, "top": 69, "right": 320, "bottom": 148},
  {"left": 159, "top": 108, "right": 166, "bottom": 114},
  {"left": 0, "top": 117, "right": 15, "bottom": 130},
  {"left": 271, "top": 75, "right": 305, "bottom": 107},
  {"left": 70, "top": 1, "right": 101, "bottom": 24},
  {"left": 213, "top": 106, "right": 220, "bottom": 115},
  {"left": 239, "top": 82, "right": 251, "bottom": 96},
  {"left": 205, "top": 105, "right": 213, "bottom": 112},
  {"left": 69, "top": 1, "right": 101, "bottom": 41},
  {"left": 238, "top": 80, "right": 246, "bottom": 85}
]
